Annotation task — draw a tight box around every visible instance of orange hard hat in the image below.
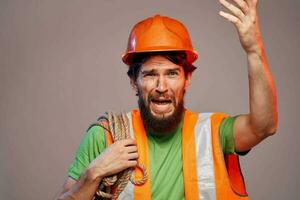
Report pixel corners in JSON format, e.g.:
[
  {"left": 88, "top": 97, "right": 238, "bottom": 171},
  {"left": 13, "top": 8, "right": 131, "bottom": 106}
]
[{"left": 122, "top": 14, "right": 198, "bottom": 66}]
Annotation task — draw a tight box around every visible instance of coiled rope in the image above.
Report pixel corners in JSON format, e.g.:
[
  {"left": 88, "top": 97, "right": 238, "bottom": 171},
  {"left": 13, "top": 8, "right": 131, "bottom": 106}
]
[{"left": 89, "top": 112, "right": 148, "bottom": 199}]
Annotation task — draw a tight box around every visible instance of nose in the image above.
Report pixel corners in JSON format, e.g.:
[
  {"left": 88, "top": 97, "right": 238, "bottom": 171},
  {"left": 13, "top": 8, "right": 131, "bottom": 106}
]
[{"left": 155, "top": 76, "right": 168, "bottom": 94}]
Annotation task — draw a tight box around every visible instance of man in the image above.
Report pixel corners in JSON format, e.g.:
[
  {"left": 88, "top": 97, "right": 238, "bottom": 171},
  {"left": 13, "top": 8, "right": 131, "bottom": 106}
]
[{"left": 56, "top": 0, "right": 278, "bottom": 199}]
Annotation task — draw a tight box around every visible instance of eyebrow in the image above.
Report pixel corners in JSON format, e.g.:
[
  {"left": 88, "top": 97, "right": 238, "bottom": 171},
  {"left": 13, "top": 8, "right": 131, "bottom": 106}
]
[
  {"left": 141, "top": 67, "right": 181, "bottom": 74},
  {"left": 166, "top": 68, "right": 180, "bottom": 72},
  {"left": 141, "top": 69, "right": 156, "bottom": 75}
]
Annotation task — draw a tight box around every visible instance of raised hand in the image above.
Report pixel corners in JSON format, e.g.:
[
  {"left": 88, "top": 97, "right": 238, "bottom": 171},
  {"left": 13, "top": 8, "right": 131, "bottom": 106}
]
[{"left": 219, "top": 0, "right": 262, "bottom": 54}]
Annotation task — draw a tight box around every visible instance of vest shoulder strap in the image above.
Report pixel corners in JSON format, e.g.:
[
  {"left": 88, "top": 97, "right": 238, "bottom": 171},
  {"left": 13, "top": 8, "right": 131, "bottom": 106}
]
[{"left": 211, "top": 112, "right": 249, "bottom": 199}]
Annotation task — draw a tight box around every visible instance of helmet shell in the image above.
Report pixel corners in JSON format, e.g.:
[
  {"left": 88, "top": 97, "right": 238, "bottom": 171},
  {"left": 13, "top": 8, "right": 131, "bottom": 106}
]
[{"left": 122, "top": 14, "right": 198, "bottom": 66}]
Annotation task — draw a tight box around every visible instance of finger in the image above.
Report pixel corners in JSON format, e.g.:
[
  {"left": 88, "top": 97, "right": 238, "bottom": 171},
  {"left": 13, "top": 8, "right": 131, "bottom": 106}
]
[
  {"left": 245, "top": 0, "right": 258, "bottom": 8},
  {"left": 245, "top": 0, "right": 253, "bottom": 6},
  {"left": 219, "top": 11, "right": 242, "bottom": 25},
  {"left": 127, "top": 160, "right": 138, "bottom": 167},
  {"left": 254, "top": 0, "right": 258, "bottom": 6},
  {"left": 127, "top": 152, "right": 139, "bottom": 160},
  {"left": 126, "top": 145, "right": 138, "bottom": 153},
  {"left": 219, "top": 0, "right": 245, "bottom": 21},
  {"left": 120, "top": 138, "right": 136, "bottom": 146},
  {"left": 232, "top": 0, "right": 249, "bottom": 13}
]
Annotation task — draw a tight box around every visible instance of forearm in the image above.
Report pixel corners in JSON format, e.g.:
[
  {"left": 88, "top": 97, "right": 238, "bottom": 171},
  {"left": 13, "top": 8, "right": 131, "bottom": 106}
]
[
  {"left": 56, "top": 139, "right": 138, "bottom": 200},
  {"left": 247, "top": 44, "right": 278, "bottom": 137},
  {"left": 57, "top": 168, "right": 103, "bottom": 200},
  {"left": 219, "top": 0, "right": 278, "bottom": 151}
]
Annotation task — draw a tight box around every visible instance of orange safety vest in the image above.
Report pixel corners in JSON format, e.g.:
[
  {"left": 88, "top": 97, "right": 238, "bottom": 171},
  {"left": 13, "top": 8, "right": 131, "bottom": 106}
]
[{"left": 105, "top": 109, "right": 249, "bottom": 200}]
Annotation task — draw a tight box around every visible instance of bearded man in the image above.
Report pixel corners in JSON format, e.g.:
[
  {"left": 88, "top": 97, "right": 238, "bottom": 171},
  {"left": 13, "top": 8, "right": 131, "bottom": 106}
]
[{"left": 55, "top": 0, "right": 278, "bottom": 199}]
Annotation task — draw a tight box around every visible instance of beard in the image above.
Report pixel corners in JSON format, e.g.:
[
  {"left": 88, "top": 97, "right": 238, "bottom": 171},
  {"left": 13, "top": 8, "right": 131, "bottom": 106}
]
[{"left": 138, "top": 90, "right": 185, "bottom": 134}]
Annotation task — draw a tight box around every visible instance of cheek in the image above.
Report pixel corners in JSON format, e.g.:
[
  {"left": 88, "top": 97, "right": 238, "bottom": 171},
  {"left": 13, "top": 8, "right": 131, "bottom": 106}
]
[
  {"left": 172, "top": 83, "right": 186, "bottom": 102},
  {"left": 138, "top": 80, "right": 155, "bottom": 97},
  {"left": 175, "top": 88, "right": 185, "bottom": 100},
  {"left": 138, "top": 84, "right": 151, "bottom": 101}
]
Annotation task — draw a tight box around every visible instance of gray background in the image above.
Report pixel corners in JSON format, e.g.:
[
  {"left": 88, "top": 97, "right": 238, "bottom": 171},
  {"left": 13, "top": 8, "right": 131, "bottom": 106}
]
[{"left": 0, "top": 0, "right": 299, "bottom": 199}]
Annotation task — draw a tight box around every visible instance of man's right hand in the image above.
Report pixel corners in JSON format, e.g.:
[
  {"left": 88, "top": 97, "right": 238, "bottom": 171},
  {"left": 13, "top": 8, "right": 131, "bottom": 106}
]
[
  {"left": 86, "top": 138, "right": 138, "bottom": 181},
  {"left": 55, "top": 138, "right": 138, "bottom": 200}
]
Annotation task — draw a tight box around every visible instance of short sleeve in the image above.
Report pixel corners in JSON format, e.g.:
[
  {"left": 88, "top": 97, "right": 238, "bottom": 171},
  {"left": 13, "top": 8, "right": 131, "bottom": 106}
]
[
  {"left": 219, "top": 115, "right": 250, "bottom": 155},
  {"left": 68, "top": 125, "right": 107, "bottom": 180},
  {"left": 219, "top": 116, "right": 236, "bottom": 154}
]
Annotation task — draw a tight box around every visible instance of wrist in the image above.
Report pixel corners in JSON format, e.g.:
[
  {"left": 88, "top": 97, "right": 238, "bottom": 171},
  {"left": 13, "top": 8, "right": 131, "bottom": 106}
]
[
  {"left": 84, "top": 166, "right": 105, "bottom": 184},
  {"left": 246, "top": 43, "right": 262, "bottom": 55},
  {"left": 244, "top": 34, "right": 264, "bottom": 56},
  {"left": 247, "top": 50, "right": 261, "bottom": 61}
]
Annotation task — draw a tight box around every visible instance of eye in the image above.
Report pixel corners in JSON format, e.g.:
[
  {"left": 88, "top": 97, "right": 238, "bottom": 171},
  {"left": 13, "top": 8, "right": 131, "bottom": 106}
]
[
  {"left": 143, "top": 72, "right": 156, "bottom": 77},
  {"left": 168, "top": 71, "right": 179, "bottom": 77}
]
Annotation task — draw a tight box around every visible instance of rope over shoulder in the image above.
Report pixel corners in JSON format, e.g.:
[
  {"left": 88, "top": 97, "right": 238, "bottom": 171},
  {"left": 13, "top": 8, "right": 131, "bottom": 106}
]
[{"left": 91, "top": 112, "right": 148, "bottom": 199}]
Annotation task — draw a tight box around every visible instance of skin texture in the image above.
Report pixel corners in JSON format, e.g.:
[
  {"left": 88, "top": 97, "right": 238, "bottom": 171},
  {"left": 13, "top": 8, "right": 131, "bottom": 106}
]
[
  {"left": 133, "top": 55, "right": 191, "bottom": 134},
  {"left": 219, "top": 0, "right": 278, "bottom": 152},
  {"left": 55, "top": 0, "right": 278, "bottom": 199},
  {"left": 134, "top": 55, "right": 190, "bottom": 118},
  {"left": 54, "top": 139, "right": 138, "bottom": 200}
]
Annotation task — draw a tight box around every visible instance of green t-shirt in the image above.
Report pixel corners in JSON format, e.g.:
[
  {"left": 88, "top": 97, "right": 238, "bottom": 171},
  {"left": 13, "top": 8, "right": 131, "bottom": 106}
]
[{"left": 68, "top": 115, "right": 238, "bottom": 199}]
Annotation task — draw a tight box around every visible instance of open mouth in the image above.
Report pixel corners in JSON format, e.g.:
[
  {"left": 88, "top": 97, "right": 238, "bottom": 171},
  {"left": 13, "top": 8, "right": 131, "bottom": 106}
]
[
  {"left": 151, "top": 98, "right": 172, "bottom": 105},
  {"left": 150, "top": 98, "right": 173, "bottom": 115}
]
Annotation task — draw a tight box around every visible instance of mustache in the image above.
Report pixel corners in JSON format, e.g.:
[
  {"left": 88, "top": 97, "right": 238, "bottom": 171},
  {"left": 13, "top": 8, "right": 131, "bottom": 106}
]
[
  {"left": 148, "top": 92, "right": 175, "bottom": 103},
  {"left": 138, "top": 93, "right": 185, "bottom": 134}
]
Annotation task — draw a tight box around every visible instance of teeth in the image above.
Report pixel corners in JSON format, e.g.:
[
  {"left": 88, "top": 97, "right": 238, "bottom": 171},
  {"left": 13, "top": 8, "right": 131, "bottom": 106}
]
[
  {"left": 152, "top": 99, "right": 171, "bottom": 105},
  {"left": 157, "top": 102, "right": 168, "bottom": 104}
]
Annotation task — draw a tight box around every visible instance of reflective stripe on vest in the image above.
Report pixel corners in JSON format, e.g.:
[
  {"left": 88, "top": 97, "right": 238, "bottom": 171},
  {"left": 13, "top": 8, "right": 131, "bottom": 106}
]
[{"left": 104, "top": 110, "right": 249, "bottom": 200}]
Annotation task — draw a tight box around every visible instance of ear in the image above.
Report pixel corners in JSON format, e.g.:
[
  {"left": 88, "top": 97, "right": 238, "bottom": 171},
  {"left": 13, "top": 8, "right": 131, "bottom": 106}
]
[
  {"left": 130, "top": 78, "right": 137, "bottom": 91},
  {"left": 184, "top": 72, "right": 192, "bottom": 90}
]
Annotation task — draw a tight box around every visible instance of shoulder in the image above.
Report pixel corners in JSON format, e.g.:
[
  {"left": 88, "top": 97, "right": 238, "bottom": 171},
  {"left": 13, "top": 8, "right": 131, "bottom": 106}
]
[
  {"left": 187, "top": 110, "right": 229, "bottom": 122},
  {"left": 67, "top": 123, "right": 107, "bottom": 180},
  {"left": 192, "top": 112, "right": 232, "bottom": 131},
  {"left": 85, "top": 125, "right": 106, "bottom": 140},
  {"left": 75, "top": 124, "right": 107, "bottom": 156}
]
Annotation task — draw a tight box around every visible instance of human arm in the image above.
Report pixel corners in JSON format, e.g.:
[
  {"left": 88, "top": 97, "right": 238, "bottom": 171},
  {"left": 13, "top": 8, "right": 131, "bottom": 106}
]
[
  {"left": 54, "top": 174, "right": 102, "bottom": 200},
  {"left": 219, "top": 0, "right": 278, "bottom": 152},
  {"left": 54, "top": 126, "right": 138, "bottom": 200}
]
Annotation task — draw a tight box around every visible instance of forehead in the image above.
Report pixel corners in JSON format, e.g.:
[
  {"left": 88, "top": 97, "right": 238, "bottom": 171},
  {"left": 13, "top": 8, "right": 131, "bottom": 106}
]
[{"left": 141, "top": 55, "right": 183, "bottom": 71}]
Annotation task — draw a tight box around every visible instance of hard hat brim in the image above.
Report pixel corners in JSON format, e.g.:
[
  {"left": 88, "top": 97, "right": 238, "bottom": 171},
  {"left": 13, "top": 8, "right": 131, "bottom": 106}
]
[{"left": 122, "top": 49, "right": 198, "bottom": 66}]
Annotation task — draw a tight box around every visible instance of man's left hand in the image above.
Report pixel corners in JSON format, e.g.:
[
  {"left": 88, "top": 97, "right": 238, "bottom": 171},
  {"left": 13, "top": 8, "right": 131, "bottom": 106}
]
[{"left": 219, "top": 0, "right": 262, "bottom": 54}]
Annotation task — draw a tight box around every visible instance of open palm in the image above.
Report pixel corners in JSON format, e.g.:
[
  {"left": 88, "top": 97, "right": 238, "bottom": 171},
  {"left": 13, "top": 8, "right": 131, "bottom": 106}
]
[{"left": 219, "top": 0, "right": 262, "bottom": 53}]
